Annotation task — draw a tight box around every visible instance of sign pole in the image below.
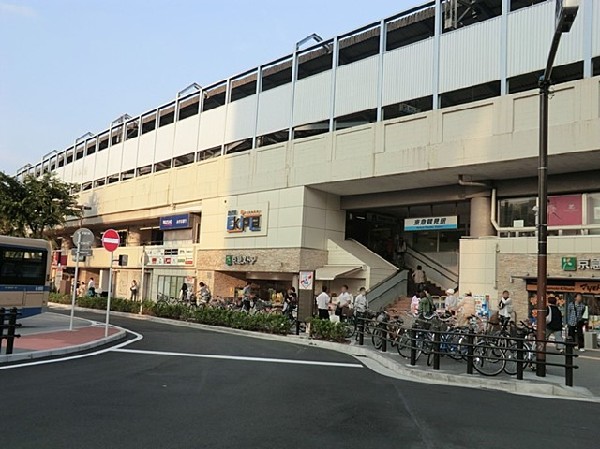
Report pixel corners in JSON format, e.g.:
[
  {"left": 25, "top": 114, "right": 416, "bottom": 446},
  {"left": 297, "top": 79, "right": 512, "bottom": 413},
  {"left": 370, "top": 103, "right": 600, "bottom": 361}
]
[
  {"left": 69, "top": 232, "right": 82, "bottom": 331},
  {"left": 105, "top": 258, "right": 113, "bottom": 337},
  {"left": 139, "top": 245, "right": 145, "bottom": 315}
]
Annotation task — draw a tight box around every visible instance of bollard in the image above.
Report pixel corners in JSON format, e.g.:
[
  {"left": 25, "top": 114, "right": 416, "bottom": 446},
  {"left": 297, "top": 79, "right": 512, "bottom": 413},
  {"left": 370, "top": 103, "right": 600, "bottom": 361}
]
[
  {"left": 381, "top": 325, "right": 387, "bottom": 353},
  {"left": 6, "top": 307, "right": 20, "bottom": 355},
  {"left": 0, "top": 307, "right": 5, "bottom": 355},
  {"left": 295, "top": 319, "right": 300, "bottom": 336},
  {"left": 516, "top": 337, "right": 524, "bottom": 380},
  {"left": 409, "top": 328, "right": 416, "bottom": 366},
  {"left": 358, "top": 317, "right": 364, "bottom": 346},
  {"left": 565, "top": 337, "right": 574, "bottom": 387},
  {"left": 466, "top": 333, "right": 474, "bottom": 375},
  {"left": 433, "top": 330, "right": 441, "bottom": 370}
]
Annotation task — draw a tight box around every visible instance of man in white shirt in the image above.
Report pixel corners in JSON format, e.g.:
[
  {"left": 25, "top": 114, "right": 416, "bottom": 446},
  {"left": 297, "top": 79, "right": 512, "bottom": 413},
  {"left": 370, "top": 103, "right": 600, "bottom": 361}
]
[
  {"left": 87, "top": 278, "right": 96, "bottom": 297},
  {"left": 498, "top": 290, "right": 513, "bottom": 321},
  {"left": 337, "top": 284, "right": 353, "bottom": 322},
  {"left": 353, "top": 287, "right": 368, "bottom": 315},
  {"left": 316, "top": 286, "right": 331, "bottom": 320},
  {"left": 444, "top": 288, "right": 458, "bottom": 314}
]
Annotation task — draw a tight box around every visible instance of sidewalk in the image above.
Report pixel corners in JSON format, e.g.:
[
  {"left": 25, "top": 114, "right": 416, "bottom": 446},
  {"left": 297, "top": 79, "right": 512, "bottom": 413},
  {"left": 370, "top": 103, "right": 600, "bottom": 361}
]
[{"left": 0, "top": 312, "right": 126, "bottom": 364}]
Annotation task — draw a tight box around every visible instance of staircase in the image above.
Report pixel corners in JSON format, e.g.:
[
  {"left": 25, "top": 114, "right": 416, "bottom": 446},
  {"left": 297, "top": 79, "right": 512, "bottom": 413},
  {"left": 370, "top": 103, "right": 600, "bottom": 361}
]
[
  {"left": 404, "top": 246, "right": 459, "bottom": 295},
  {"left": 367, "top": 270, "right": 408, "bottom": 312}
]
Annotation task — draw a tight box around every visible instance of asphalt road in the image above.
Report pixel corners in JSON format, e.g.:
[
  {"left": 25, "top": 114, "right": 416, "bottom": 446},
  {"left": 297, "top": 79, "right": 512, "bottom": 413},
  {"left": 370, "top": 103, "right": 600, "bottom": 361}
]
[{"left": 1, "top": 313, "right": 597, "bottom": 449}]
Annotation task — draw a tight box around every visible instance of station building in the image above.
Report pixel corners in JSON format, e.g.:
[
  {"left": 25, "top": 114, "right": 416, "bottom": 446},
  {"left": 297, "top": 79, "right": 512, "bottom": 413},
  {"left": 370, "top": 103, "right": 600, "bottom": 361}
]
[{"left": 20, "top": 0, "right": 600, "bottom": 324}]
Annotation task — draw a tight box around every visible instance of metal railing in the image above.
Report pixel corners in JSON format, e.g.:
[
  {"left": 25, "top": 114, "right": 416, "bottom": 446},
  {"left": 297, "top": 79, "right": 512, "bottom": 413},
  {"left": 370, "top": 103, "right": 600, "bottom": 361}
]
[
  {"left": 0, "top": 308, "right": 21, "bottom": 355},
  {"left": 354, "top": 315, "right": 579, "bottom": 387}
]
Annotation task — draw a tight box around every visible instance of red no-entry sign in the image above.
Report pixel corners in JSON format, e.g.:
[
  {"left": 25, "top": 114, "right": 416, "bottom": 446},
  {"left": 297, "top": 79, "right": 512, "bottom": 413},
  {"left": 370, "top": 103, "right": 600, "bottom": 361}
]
[{"left": 101, "top": 229, "right": 120, "bottom": 252}]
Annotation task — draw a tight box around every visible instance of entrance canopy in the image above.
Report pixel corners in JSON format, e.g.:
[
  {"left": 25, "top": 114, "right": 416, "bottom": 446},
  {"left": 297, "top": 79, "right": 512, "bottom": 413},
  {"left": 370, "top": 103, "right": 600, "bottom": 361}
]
[{"left": 316, "top": 265, "right": 363, "bottom": 281}]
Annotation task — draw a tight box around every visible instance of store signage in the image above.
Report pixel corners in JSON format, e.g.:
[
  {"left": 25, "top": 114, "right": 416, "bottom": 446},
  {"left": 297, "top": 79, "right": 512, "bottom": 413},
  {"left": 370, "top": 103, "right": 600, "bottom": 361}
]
[
  {"left": 225, "top": 255, "right": 257, "bottom": 266},
  {"left": 404, "top": 216, "right": 458, "bottom": 231},
  {"left": 159, "top": 214, "right": 191, "bottom": 230},
  {"left": 225, "top": 204, "right": 269, "bottom": 238},
  {"left": 548, "top": 194, "right": 582, "bottom": 226},
  {"left": 527, "top": 281, "right": 600, "bottom": 294},
  {"left": 299, "top": 271, "right": 314, "bottom": 290},
  {"left": 146, "top": 247, "right": 194, "bottom": 266},
  {"left": 561, "top": 257, "right": 600, "bottom": 271}
]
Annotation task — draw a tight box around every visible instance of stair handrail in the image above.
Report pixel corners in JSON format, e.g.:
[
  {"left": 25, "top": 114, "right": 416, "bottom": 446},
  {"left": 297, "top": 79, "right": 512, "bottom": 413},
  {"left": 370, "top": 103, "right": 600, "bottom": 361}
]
[{"left": 405, "top": 246, "right": 458, "bottom": 285}]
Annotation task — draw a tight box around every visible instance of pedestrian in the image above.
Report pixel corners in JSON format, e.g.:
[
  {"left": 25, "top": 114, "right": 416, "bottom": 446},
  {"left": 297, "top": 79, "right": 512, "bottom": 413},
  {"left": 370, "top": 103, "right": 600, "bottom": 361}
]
[
  {"left": 546, "top": 296, "right": 564, "bottom": 352},
  {"left": 444, "top": 288, "right": 458, "bottom": 314},
  {"left": 179, "top": 282, "right": 188, "bottom": 301},
  {"left": 410, "top": 291, "right": 420, "bottom": 315},
  {"left": 567, "top": 293, "right": 588, "bottom": 352},
  {"left": 242, "top": 281, "right": 252, "bottom": 311},
  {"left": 316, "top": 285, "right": 331, "bottom": 320},
  {"left": 199, "top": 282, "right": 211, "bottom": 305},
  {"left": 283, "top": 287, "right": 297, "bottom": 318},
  {"left": 418, "top": 290, "right": 436, "bottom": 318},
  {"left": 412, "top": 265, "right": 427, "bottom": 292},
  {"left": 336, "top": 285, "right": 353, "bottom": 322},
  {"left": 353, "top": 287, "right": 368, "bottom": 321},
  {"left": 498, "top": 290, "right": 513, "bottom": 323},
  {"left": 87, "top": 278, "right": 96, "bottom": 297},
  {"left": 130, "top": 280, "right": 139, "bottom": 301}
]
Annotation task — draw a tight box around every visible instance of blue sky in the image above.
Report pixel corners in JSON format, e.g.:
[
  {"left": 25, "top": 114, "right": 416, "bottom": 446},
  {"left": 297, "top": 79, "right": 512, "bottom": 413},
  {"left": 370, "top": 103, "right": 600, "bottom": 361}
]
[{"left": 0, "top": 0, "right": 423, "bottom": 174}]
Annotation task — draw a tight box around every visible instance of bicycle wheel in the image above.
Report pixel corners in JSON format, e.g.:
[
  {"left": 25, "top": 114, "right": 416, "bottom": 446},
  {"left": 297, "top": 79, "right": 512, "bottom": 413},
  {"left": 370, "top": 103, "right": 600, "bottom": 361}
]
[
  {"left": 472, "top": 340, "right": 505, "bottom": 376},
  {"left": 397, "top": 330, "right": 412, "bottom": 358},
  {"left": 372, "top": 327, "right": 384, "bottom": 349},
  {"left": 502, "top": 340, "right": 519, "bottom": 375}
]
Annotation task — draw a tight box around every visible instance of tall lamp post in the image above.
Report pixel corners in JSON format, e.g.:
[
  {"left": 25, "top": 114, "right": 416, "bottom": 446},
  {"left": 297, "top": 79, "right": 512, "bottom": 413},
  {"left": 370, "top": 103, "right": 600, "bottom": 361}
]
[{"left": 536, "top": 0, "right": 579, "bottom": 377}]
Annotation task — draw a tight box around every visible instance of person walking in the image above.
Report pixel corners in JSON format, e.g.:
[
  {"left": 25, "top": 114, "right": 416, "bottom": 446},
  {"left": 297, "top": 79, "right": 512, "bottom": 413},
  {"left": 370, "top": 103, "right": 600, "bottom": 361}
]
[
  {"left": 444, "top": 288, "right": 458, "bottom": 314},
  {"left": 179, "top": 282, "right": 188, "bottom": 301},
  {"left": 418, "top": 290, "right": 436, "bottom": 318},
  {"left": 198, "top": 282, "right": 211, "bottom": 306},
  {"left": 546, "top": 296, "right": 564, "bottom": 352},
  {"left": 567, "top": 293, "right": 588, "bottom": 352},
  {"left": 87, "top": 278, "right": 96, "bottom": 297},
  {"left": 316, "top": 286, "right": 331, "bottom": 320},
  {"left": 130, "top": 280, "right": 139, "bottom": 301},
  {"left": 412, "top": 266, "right": 427, "bottom": 292},
  {"left": 410, "top": 291, "right": 420, "bottom": 315},
  {"left": 336, "top": 285, "right": 353, "bottom": 323}
]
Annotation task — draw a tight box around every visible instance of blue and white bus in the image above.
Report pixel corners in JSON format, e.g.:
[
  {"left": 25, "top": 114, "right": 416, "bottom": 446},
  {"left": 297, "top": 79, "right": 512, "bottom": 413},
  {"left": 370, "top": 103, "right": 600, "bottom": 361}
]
[{"left": 0, "top": 236, "right": 52, "bottom": 317}]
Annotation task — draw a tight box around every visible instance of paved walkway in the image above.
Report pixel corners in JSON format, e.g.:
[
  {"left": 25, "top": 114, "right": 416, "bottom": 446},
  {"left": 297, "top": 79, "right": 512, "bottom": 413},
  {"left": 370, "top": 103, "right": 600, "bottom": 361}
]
[{"left": 0, "top": 312, "right": 125, "bottom": 363}]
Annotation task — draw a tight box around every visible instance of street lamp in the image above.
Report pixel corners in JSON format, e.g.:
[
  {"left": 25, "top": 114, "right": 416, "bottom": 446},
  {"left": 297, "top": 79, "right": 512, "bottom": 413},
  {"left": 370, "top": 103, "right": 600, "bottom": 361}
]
[{"left": 536, "top": 0, "right": 579, "bottom": 377}]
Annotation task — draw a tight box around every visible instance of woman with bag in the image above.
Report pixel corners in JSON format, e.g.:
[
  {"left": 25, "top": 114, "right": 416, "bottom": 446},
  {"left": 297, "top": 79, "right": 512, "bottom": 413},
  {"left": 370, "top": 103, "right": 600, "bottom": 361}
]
[
  {"left": 546, "top": 296, "right": 564, "bottom": 352},
  {"left": 567, "top": 294, "right": 588, "bottom": 352}
]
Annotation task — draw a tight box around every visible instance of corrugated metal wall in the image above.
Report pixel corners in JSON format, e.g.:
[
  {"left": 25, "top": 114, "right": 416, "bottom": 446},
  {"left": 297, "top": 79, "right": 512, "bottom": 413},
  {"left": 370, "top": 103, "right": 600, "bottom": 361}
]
[
  {"left": 382, "top": 38, "right": 433, "bottom": 106},
  {"left": 335, "top": 55, "right": 378, "bottom": 117},
  {"left": 293, "top": 70, "right": 331, "bottom": 126},
  {"left": 121, "top": 139, "right": 139, "bottom": 172},
  {"left": 107, "top": 142, "right": 124, "bottom": 175},
  {"left": 94, "top": 150, "right": 108, "bottom": 180},
  {"left": 136, "top": 133, "right": 156, "bottom": 168},
  {"left": 257, "top": 84, "right": 292, "bottom": 135},
  {"left": 225, "top": 94, "right": 257, "bottom": 143},
  {"left": 440, "top": 16, "right": 501, "bottom": 93}
]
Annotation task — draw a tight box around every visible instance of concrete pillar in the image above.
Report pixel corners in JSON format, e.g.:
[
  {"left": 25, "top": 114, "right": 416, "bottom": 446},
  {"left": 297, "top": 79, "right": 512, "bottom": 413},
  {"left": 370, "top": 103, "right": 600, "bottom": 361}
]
[
  {"left": 470, "top": 196, "right": 495, "bottom": 237},
  {"left": 127, "top": 229, "right": 142, "bottom": 246}
]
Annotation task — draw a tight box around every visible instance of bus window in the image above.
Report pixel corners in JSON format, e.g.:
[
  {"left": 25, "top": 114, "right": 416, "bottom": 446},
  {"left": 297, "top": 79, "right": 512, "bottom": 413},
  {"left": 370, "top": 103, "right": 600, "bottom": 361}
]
[{"left": 0, "top": 248, "right": 48, "bottom": 286}]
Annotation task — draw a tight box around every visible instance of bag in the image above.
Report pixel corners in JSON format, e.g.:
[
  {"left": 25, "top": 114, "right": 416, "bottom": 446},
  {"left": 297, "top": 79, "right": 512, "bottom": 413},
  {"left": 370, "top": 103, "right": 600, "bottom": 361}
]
[
  {"left": 334, "top": 305, "right": 342, "bottom": 316},
  {"left": 546, "top": 306, "right": 552, "bottom": 324},
  {"left": 582, "top": 306, "right": 589, "bottom": 320}
]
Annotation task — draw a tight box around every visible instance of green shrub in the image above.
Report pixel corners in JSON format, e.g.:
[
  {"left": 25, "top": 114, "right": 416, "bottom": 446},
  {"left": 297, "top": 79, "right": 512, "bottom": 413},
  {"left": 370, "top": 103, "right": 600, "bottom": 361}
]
[
  {"left": 49, "top": 293, "right": 71, "bottom": 304},
  {"left": 307, "top": 318, "right": 350, "bottom": 342}
]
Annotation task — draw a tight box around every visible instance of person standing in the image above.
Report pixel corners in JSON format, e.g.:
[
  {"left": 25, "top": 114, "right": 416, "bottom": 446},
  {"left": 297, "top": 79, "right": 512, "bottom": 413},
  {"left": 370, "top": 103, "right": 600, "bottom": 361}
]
[
  {"left": 567, "top": 293, "right": 588, "bottom": 352},
  {"left": 316, "top": 286, "right": 331, "bottom": 320},
  {"left": 444, "top": 288, "right": 458, "bottom": 314},
  {"left": 241, "top": 281, "right": 252, "bottom": 311},
  {"left": 412, "top": 266, "right": 427, "bottom": 292},
  {"left": 418, "top": 290, "right": 436, "bottom": 318},
  {"left": 410, "top": 291, "right": 420, "bottom": 315},
  {"left": 87, "top": 278, "right": 96, "bottom": 297},
  {"left": 179, "top": 282, "right": 188, "bottom": 301},
  {"left": 546, "top": 296, "right": 564, "bottom": 352},
  {"left": 199, "top": 282, "right": 211, "bottom": 305},
  {"left": 130, "top": 280, "right": 139, "bottom": 301},
  {"left": 498, "top": 290, "right": 513, "bottom": 322},
  {"left": 353, "top": 287, "right": 368, "bottom": 316},
  {"left": 336, "top": 285, "right": 353, "bottom": 323}
]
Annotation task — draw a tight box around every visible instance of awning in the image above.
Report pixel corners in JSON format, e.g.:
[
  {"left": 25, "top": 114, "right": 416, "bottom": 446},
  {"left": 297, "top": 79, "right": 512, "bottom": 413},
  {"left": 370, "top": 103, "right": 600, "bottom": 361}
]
[{"left": 315, "top": 265, "right": 363, "bottom": 281}]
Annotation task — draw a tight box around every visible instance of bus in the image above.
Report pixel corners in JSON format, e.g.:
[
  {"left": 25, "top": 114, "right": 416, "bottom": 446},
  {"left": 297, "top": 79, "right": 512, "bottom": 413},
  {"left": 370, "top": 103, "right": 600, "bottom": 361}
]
[{"left": 0, "top": 236, "right": 52, "bottom": 318}]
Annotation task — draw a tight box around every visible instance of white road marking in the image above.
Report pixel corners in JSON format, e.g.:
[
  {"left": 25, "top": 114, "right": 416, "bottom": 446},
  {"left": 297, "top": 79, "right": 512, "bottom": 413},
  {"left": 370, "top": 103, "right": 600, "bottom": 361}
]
[
  {"left": 113, "top": 348, "right": 364, "bottom": 368},
  {"left": 0, "top": 328, "right": 143, "bottom": 370}
]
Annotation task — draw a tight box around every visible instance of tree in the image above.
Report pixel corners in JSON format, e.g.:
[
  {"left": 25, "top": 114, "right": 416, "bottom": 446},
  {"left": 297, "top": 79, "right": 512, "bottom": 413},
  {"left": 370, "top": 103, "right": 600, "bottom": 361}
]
[{"left": 0, "top": 172, "right": 82, "bottom": 239}]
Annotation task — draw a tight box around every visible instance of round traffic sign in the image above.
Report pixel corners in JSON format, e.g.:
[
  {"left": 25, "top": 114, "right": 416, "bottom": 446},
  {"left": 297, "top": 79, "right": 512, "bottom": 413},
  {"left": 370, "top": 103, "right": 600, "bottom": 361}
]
[
  {"left": 72, "top": 227, "right": 95, "bottom": 246},
  {"left": 101, "top": 229, "right": 120, "bottom": 252}
]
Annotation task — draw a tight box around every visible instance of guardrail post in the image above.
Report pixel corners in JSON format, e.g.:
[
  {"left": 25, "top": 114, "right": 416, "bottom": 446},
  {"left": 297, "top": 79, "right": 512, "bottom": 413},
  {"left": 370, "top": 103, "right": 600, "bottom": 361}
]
[
  {"left": 358, "top": 318, "right": 365, "bottom": 346},
  {"left": 6, "top": 308, "right": 20, "bottom": 355},
  {"left": 409, "top": 328, "right": 416, "bottom": 366},
  {"left": 565, "top": 337, "right": 574, "bottom": 387},
  {"left": 433, "top": 330, "right": 441, "bottom": 370},
  {"left": 516, "top": 337, "right": 524, "bottom": 380},
  {"left": 0, "top": 307, "right": 5, "bottom": 355},
  {"left": 466, "top": 333, "right": 474, "bottom": 375},
  {"left": 381, "top": 325, "right": 387, "bottom": 353}
]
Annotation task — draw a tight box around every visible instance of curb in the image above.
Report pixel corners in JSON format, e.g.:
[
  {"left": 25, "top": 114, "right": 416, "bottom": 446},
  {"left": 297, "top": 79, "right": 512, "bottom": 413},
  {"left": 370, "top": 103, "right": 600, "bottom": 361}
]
[{"left": 49, "top": 303, "right": 599, "bottom": 402}]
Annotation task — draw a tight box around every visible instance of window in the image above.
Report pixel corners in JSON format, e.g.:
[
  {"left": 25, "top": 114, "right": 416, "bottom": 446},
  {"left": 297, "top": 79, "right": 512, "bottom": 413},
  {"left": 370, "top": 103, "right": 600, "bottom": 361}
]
[
  {"left": 178, "top": 96, "right": 200, "bottom": 121},
  {"left": 224, "top": 139, "right": 252, "bottom": 154},
  {"left": 111, "top": 125, "right": 123, "bottom": 145},
  {"left": 231, "top": 72, "right": 257, "bottom": 102},
  {"left": 75, "top": 146, "right": 84, "bottom": 161},
  {"left": 173, "top": 152, "right": 195, "bottom": 167},
  {"left": 338, "top": 27, "right": 380, "bottom": 66},
  {"left": 335, "top": 109, "right": 377, "bottom": 130},
  {"left": 297, "top": 44, "right": 333, "bottom": 80},
  {"left": 157, "top": 275, "right": 194, "bottom": 300},
  {"left": 587, "top": 193, "right": 600, "bottom": 225},
  {"left": 154, "top": 159, "right": 172, "bottom": 172},
  {"left": 261, "top": 60, "right": 292, "bottom": 92},
  {"left": 499, "top": 197, "right": 536, "bottom": 228},
  {"left": 197, "top": 146, "right": 221, "bottom": 162},
  {"left": 202, "top": 83, "right": 227, "bottom": 111},
  {"left": 0, "top": 248, "right": 47, "bottom": 286},
  {"left": 159, "top": 107, "right": 175, "bottom": 127},
  {"left": 440, "top": 81, "right": 501, "bottom": 108},
  {"left": 86, "top": 141, "right": 96, "bottom": 156},
  {"left": 141, "top": 114, "right": 157, "bottom": 134},
  {"left": 383, "top": 96, "right": 432, "bottom": 120},
  {"left": 98, "top": 134, "right": 109, "bottom": 151},
  {"left": 126, "top": 121, "right": 139, "bottom": 139},
  {"left": 257, "top": 129, "right": 288, "bottom": 147}
]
